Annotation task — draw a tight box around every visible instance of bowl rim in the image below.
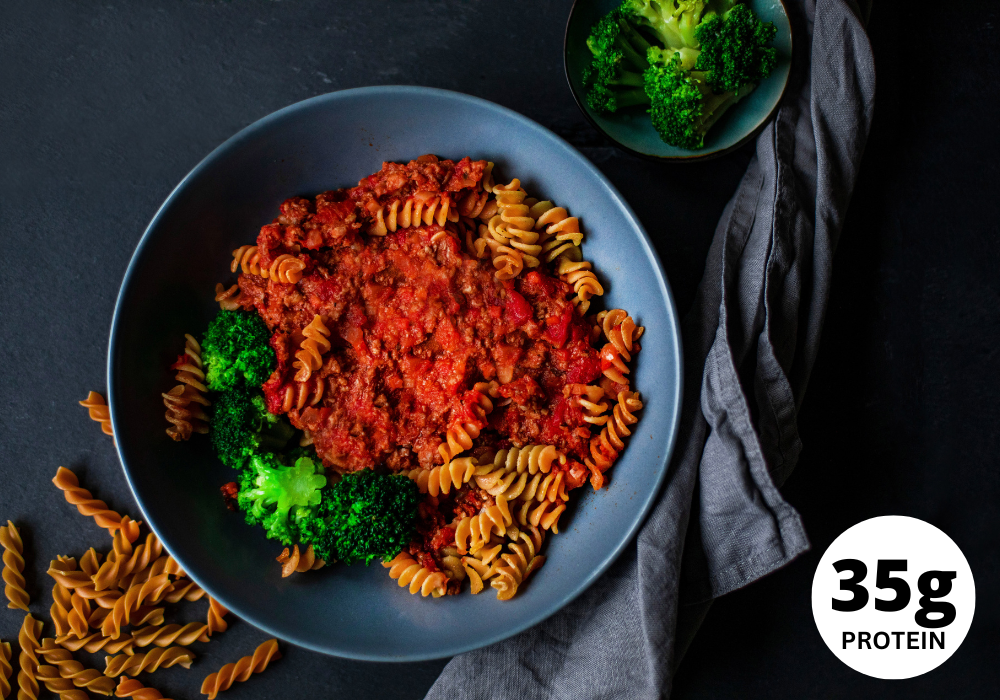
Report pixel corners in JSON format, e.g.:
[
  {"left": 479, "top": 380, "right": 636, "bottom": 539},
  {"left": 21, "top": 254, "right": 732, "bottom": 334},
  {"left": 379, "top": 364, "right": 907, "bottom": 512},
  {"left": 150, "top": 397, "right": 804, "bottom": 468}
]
[
  {"left": 107, "top": 85, "right": 684, "bottom": 661},
  {"left": 562, "top": 0, "right": 794, "bottom": 163}
]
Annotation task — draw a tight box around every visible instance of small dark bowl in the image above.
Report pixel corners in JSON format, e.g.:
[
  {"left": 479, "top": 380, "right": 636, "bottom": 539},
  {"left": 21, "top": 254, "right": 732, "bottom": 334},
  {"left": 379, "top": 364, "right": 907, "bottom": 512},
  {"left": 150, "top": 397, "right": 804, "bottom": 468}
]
[{"left": 565, "top": 0, "right": 793, "bottom": 161}]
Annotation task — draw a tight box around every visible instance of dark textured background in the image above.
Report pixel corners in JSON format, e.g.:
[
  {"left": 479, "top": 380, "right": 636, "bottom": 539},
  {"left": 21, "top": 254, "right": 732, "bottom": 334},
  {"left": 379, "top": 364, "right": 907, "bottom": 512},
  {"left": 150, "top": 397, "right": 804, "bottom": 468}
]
[{"left": 1, "top": 1, "right": 996, "bottom": 698}]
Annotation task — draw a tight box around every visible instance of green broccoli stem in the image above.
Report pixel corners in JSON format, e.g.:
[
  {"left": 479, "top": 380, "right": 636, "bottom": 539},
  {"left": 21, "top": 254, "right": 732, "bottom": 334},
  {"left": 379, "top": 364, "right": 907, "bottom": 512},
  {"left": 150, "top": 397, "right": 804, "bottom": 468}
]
[
  {"left": 610, "top": 69, "right": 646, "bottom": 88},
  {"left": 691, "top": 74, "right": 755, "bottom": 134},
  {"left": 613, "top": 18, "right": 652, "bottom": 70},
  {"left": 615, "top": 87, "right": 652, "bottom": 109}
]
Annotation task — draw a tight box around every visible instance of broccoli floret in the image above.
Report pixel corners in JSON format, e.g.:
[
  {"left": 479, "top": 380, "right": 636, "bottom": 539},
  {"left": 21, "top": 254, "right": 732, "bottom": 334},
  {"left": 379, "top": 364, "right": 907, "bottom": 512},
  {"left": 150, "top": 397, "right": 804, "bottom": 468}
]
[
  {"left": 644, "top": 45, "right": 745, "bottom": 150},
  {"left": 237, "top": 454, "right": 327, "bottom": 546},
  {"left": 202, "top": 309, "right": 276, "bottom": 393},
  {"left": 620, "top": 0, "right": 732, "bottom": 50},
  {"left": 305, "top": 470, "right": 419, "bottom": 565},
  {"left": 582, "top": 10, "right": 653, "bottom": 114},
  {"left": 210, "top": 386, "right": 295, "bottom": 471},
  {"left": 694, "top": 3, "right": 777, "bottom": 93}
]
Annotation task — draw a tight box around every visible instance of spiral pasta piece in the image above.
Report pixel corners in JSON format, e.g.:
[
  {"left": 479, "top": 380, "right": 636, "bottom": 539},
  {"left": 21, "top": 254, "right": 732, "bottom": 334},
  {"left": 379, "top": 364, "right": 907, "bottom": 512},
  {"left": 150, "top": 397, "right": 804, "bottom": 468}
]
[
  {"left": 231, "top": 245, "right": 263, "bottom": 276},
  {"left": 206, "top": 597, "right": 229, "bottom": 636},
  {"left": 52, "top": 467, "right": 129, "bottom": 536},
  {"left": 163, "top": 334, "right": 211, "bottom": 441},
  {"left": 585, "top": 390, "right": 644, "bottom": 489},
  {"left": 94, "top": 533, "right": 162, "bottom": 593},
  {"left": 48, "top": 557, "right": 76, "bottom": 638},
  {"left": 564, "top": 384, "right": 609, "bottom": 425},
  {"left": 293, "top": 315, "right": 331, "bottom": 383},
  {"left": 213, "top": 282, "right": 244, "bottom": 311},
  {"left": 232, "top": 245, "right": 306, "bottom": 283},
  {"left": 17, "top": 614, "right": 42, "bottom": 700},
  {"left": 266, "top": 254, "right": 306, "bottom": 284},
  {"left": 472, "top": 445, "right": 566, "bottom": 503},
  {"left": 104, "top": 647, "right": 194, "bottom": 678},
  {"left": 163, "top": 580, "right": 205, "bottom": 604},
  {"left": 368, "top": 192, "right": 456, "bottom": 235},
  {"left": 513, "top": 497, "right": 566, "bottom": 534},
  {"left": 490, "top": 526, "right": 546, "bottom": 601},
  {"left": 115, "top": 678, "right": 173, "bottom": 700},
  {"left": 133, "top": 623, "right": 210, "bottom": 649},
  {"left": 199, "top": 639, "right": 281, "bottom": 700},
  {"left": 101, "top": 573, "right": 172, "bottom": 639},
  {"left": 531, "top": 201, "right": 585, "bottom": 263},
  {"left": 404, "top": 456, "right": 477, "bottom": 497},
  {"left": 436, "top": 421, "right": 483, "bottom": 464},
  {"left": 275, "top": 545, "right": 324, "bottom": 578},
  {"left": 79, "top": 391, "right": 113, "bottom": 437},
  {"left": 454, "top": 499, "right": 514, "bottom": 555},
  {"left": 460, "top": 539, "right": 503, "bottom": 595},
  {"left": 54, "top": 633, "right": 134, "bottom": 656},
  {"left": 117, "top": 554, "right": 184, "bottom": 591},
  {"left": 280, "top": 375, "right": 325, "bottom": 413},
  {"left": 381, "top": 553, "right": 448, "bottom": 598},
  {"left": 34, "top": 665, "right": 88, "bottom": 700},
  {"left": 67, "top": 592, "right": 90, "bottom": 639},
  {"left": 38, "top": 638, "right": 115, "bottom": 696},
  {"left": 1, "top": 639, "right": 12, "bottom": 700},
  {"left": 491, "top": 179, "right": 541, "bottom": 263},
  {"left": 557, "top": 255, "right": 604, "bottom": 315},
  {"left": 0, "top": 522, "right": 28, "bottom": 611}
]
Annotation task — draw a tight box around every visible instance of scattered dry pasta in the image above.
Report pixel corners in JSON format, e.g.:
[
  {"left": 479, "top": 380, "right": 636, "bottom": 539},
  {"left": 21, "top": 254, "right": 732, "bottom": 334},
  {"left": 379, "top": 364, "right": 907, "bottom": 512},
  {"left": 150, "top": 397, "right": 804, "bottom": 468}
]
[
  {"left": 51, "top": 466, "right": 130, "bottom": 536},
  {"left": 206, "top": 597, "right": 229, "bottom": 636},
  {"left": 275, "top": 544, "right": 324, "bottom": 578},
  {"left": 79, "top": 391, "right": 114, "bottom": 437},
  {"left": 132, "top": 623, "right": 210, "bottom": 648},
  {"left": 0, "top": 639, "right": 11, "bottom": 700},
  {"left": 103, "top": 647, "right": 195, "bottom": 677},
  {"left": 17, "top": 614, "right": 43, "bottom": 700},
  {"left": 199, "top": 639, "right": 281, "bottom": 700},
  {"left": 0, "top": 522, "right": 28, "bottom": 611},
  {"left": 37, "top": 638, "right": 115, "bottom": 696},
  {"left": 114, "top": 678, "right": 173, "bottom": 700}
]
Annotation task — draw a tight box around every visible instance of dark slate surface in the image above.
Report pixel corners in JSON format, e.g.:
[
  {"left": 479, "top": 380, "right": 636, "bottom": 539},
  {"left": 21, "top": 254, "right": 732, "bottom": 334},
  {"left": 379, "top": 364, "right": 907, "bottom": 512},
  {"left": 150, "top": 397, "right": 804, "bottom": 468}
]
[{"left": 0, "top": 1, "right": 995, "bottom": 698}]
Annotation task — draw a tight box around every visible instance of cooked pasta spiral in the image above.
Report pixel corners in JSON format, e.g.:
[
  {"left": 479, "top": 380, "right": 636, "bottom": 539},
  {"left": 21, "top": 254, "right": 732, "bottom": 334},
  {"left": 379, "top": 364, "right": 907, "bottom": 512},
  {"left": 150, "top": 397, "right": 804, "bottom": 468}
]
[
  {"left": 564, "top": 384, "right": 609, "bottom": 425},
  {"left": 478, "top": 225, "right": 523, "bottom": 280},
  {"left": 437, "top": 421, "right": 483, "bottom": 464},
  {"left": 114, "top": 678, "right": 173, "bottom": 700},
  {"left": 52, "top": 467, "right": 129, "bottom": 536},
  {"left": 37, "top": 638, "right": 115, "bottom": 696},
  {"left": 490, "top": 526, "right": 546, "bottom": 601},
  {"left": 79, "top": 391, "right": 113, "bottom": 437},
  {"left": 381, "top": 553, "right": 448, "bottom": 598},
  {"left": 206, "top": 597, "right": 229, "bottom": 636},
  {"left": 531, "top": 201, "right": 585, "bottom": 263},
  {"left": 437, "top": 546, "right": 465, "bottom": 582},
  {"left": 454, "top": 499, "right": 514, "bottom": 555},
  {"left": 163, "top": 333, "right": 211, "bottom": 441},
  {"left": 199, "top": 639, "right": 280, "bottom": 700},
  {"left": 213, "top": 282, "right": 244, "bottom": 311},
  {"left": 514, "top": 497, "right": 566, "bottom": 534},
  {"left": 586, "top": 390, "right": 644, "bottom": 489},
  {"left": 293, "top": 314, "right": 331, "bottom": 383},
  {"left": 461, "top": 539, "right": 503, "bottom": 594},
  {"left": 275, "top": 544, "right": 324, "bottom": 578},
  {"left": 232, "top": 246, "right": 305, "bottom": 284},
  {"left": 492, "top": 179, "right": 541, "bottom": 261},
  {"left": 557, "top": 254, "right": 604, "bottom": 315},
  {"left": 54, "top": 633, "right": 134, "bottom": 656},
  {"left": 280, "top": 376, "right": 325, "bottom": 413},
  {"left": 368, "top": 192, "right": 457, "bottom": 235},
  {"left": 17, "top": 614, "right": 42, "bottom": 700},
  {"left": 472, "top": 445, "right": 566, "bottom": 503},
  {"left": 103, "top": 647, "right": 195, "bottom": 677},
  {"left": 404, "top": 456, "right": 477, "bottom": 497},
  {"left": 1, "top": 522, "right": 28, "bottom": 612},
  {"left": 133, "top": 623, "right": 210, "bottom": 649}
]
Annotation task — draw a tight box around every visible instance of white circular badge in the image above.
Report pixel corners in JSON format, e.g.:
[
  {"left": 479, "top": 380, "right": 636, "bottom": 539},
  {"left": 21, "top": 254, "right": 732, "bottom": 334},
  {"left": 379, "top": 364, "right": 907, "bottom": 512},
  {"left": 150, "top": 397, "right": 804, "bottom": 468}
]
[{"left": 811, "top": 516, "right": 975, "bottom": 679}]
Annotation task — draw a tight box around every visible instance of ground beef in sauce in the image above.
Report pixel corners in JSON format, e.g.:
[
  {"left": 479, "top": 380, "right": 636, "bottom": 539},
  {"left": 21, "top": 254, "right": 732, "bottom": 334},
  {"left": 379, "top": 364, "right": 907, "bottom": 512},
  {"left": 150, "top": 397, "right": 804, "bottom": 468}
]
[{"left": 236, "top": 156, "right": 630, "bottom": 577}]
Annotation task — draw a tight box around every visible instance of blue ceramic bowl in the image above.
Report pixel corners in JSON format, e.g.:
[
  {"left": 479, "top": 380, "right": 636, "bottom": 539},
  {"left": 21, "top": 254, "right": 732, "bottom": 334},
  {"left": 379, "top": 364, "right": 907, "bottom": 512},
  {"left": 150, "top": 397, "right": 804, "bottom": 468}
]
[
  {"left": 565, "top": 0, "right": 793, "bottom": 161},
  {"left": 108, "top": 86, "right": 683, "bottom": 660}
]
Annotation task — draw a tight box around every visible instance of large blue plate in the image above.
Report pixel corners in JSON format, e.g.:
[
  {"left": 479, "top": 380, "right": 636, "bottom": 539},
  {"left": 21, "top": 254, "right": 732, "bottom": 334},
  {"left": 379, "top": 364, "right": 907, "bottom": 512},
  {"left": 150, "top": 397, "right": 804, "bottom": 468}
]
[{"left": 108, "top": 86, "right": 682, "bottom": 661}]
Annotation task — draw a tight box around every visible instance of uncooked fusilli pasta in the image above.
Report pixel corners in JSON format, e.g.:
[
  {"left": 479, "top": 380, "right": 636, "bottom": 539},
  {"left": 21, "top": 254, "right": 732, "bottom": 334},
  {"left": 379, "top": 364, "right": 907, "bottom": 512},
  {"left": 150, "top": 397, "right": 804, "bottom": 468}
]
[
  {"left": 103, "top": 647, "right": 194, "bottom": 678},
  {"left": 52, "top": 467, "right": 130, "bottom": 536},
  {"left": 79, "top": 391, "right": 114, "bottom": 437},
  {"left": 199, "top": 639, "right": 281, "bottom": 700},
  {"left": 17, "top": 614, "right": 42, "bottom": 700},
  {"left": 0, "top": 639, "right": 11, "bottom": 700},
  {"left": 37, "top": 638, "right": 115, "bottom": 696},
  {"left": 0, "top": 522, "right": 28, "bottom": 611},
  {"left": 115, "top": 678, "right": 173, "bottom": 700},
  {"left": 206, "top": 597, "right": 229, "bottom": 636},
  {"left": 132, "top": 623, "right": 210, "bottom": 648}
]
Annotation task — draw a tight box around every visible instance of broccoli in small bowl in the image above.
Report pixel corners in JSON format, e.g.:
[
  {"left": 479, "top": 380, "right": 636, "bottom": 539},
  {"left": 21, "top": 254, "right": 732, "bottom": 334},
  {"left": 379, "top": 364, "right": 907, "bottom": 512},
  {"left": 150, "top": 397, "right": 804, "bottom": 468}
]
[{"left": 566, "top": 0, "right": 791, "bottom": 160}]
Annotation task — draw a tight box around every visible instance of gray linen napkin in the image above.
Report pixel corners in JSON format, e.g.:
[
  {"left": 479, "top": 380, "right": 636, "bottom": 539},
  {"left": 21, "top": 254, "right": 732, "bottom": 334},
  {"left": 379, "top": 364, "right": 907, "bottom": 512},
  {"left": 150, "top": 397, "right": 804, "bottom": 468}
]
[{"left": 426, "top": 0, "right": 876, "bottom": 697}]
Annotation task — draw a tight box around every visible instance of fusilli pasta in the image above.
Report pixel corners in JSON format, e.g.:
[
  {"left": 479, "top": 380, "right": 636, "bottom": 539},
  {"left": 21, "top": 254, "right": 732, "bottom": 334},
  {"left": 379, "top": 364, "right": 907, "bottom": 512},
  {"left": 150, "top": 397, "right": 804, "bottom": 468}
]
[
  {"left": 100, "top": 573, "right": 173, "bottom": 639},
  {"left": 280, "top": 376, "right": 325, "bottom": 413},
  {"left": 213, "top": 282, "right": 244, "bottom": 311},
  {"left": 454, "top": 500, "right": 515, "bottom": 555},
  {"left": 585, "top": 390, "right": 644, "bottom": 489},
  {"left": 437, "top": 421, "right": 483, "bottom": 464},
  {"left": 557, "top": 254, "right": 604, "bottom": 315},
  {"left": 37, "top": 638, "right": 115, "bottom": 696},
  {"left": 275, "top": 544, "right": 324, "bottom": 578},
  {"left": 404, "top": 456, "right": 477, "bottom": 497},
  {"left": 199, "top": 639, "right": 281, "bottom": 700},
  {"left": 472, "top": 445, "right": 566, "bottom": 503},
  {"left": 52, "top": 467, "right": 130, "bottom": 536},
  {"left": 367, "top": 192, "right": 457, "bottom": 235},
  {"left": 489, "top": 525, "right": 546, "bottom": 601},
  {"left": 382, "top": 552, "right": 448, "bottom": 597},
  {"left": 293, "top": 314, "right": 331, "bottom": 383},
  {"left": 232, "top": 246, "right": 305, "bottom": 284},
  {"left": 0, "top": 522, "right": 28, "bottom": 611},
  {"left": 114, "top": 678, "right": 173, "bottom": 700},
  {"left": 132, "top": 623, "right": 210, "bottom": 648},
  {"left": 0, "top": 639, "right": 11, "bottom": 700},
  {"left": 54, "top": 633, "right": 134, "bottom": 656},
  {"left": 79, "top": 391, "right": 114, "bottom": 437},
  {"left": 17, "top": 614, "right": 42, "bottom": 700},
  {"left": 103, "top": 647, "right": 194, "bottom": 677},
  {"left": 206, "top": 597, "right": 229, "bottom": 636},
  {"left": 163, "top": 333, "right": 211, "bottom": 441}
]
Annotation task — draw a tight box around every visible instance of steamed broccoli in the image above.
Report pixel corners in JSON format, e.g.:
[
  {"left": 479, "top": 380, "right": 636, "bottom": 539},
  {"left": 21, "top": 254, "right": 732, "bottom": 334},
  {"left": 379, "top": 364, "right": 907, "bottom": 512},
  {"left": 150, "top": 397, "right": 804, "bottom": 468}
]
[
  {"left": 304, "top": 470, "right": 419, "bottom": 565},
  {"left": 210, "top": 385, "right": 295, "bottom": 471},
  {"left": 582, "top": 10, "right": 653, "bottom": 114},
  {"left": 694, "top": 3, "right": 777, "bottom": 93},
  {"left": 202, "top": 309, "right": 276, "bottom": 393},
  {"left": 645, "top": 45, "right": 752, "bottom": 150},
  {"left": 620, "top": 0, "right": 732, "bottom": 50},
  {"left": 237, "top": 453, "right": 327, "bottom": 546}
]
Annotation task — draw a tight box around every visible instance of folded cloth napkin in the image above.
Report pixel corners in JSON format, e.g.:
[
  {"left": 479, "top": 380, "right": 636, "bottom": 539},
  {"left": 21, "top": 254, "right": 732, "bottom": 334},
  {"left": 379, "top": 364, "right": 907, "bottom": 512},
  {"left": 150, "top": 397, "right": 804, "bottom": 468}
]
[{"left": 426, "top": 0, "right": 876, "bottom": 697}]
